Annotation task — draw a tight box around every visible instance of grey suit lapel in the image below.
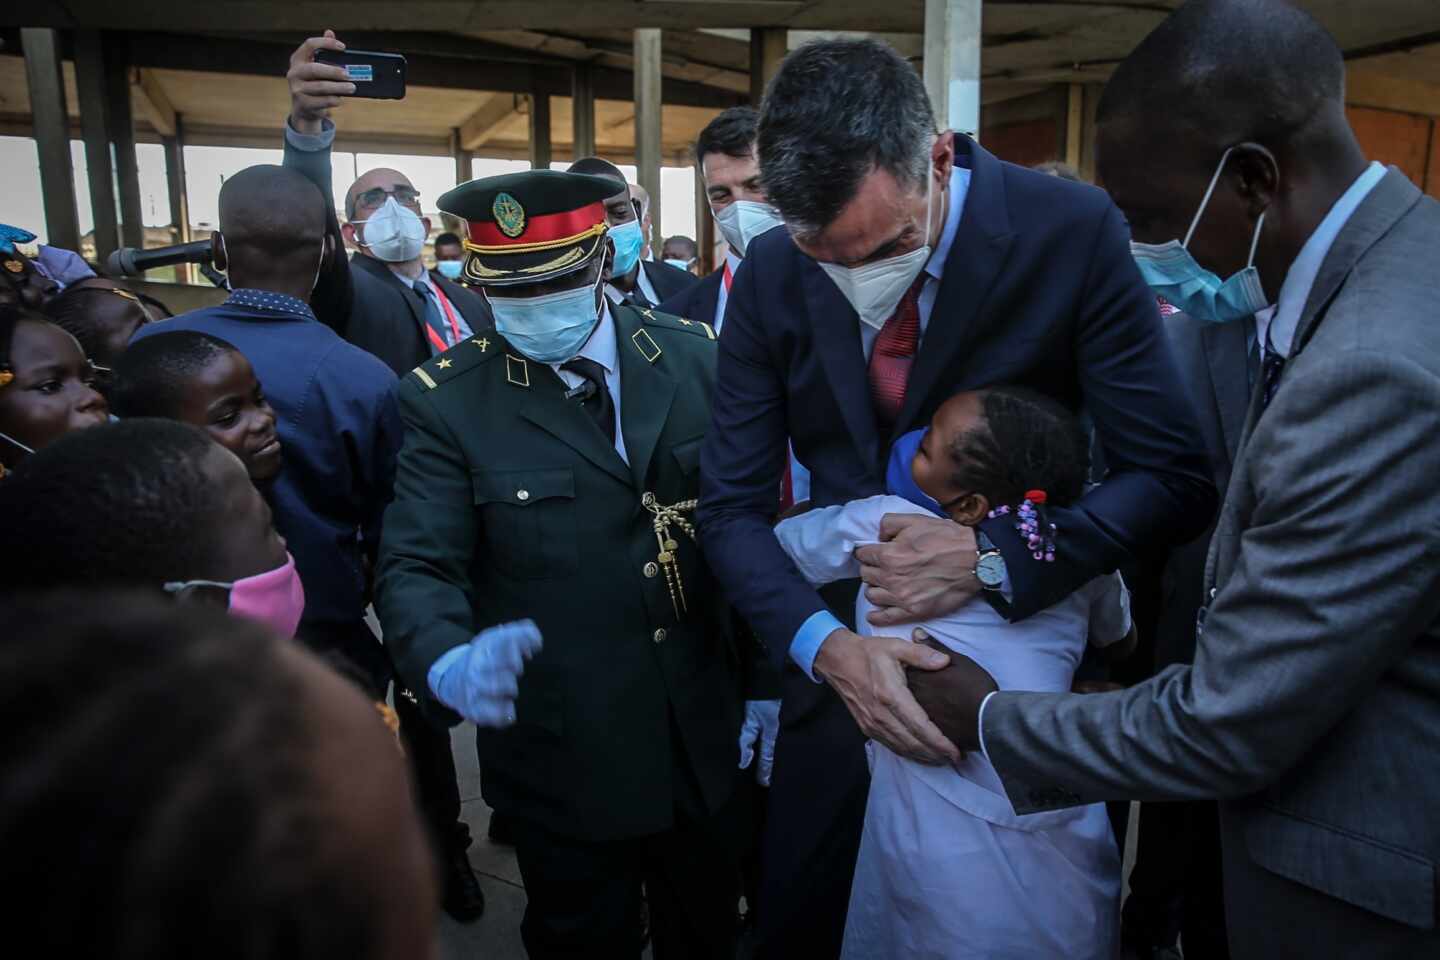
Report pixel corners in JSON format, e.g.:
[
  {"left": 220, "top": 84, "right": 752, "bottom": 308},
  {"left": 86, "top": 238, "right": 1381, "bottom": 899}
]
[
  {"left": 1291, "top": 169, "right": 1421, "bottom": 357},
  {"left": 1205, "top": 168, "right": 1424, "bottom": 593},
  {"left": 1234, "top": 168, "right": 1421, "bottom": 448}
]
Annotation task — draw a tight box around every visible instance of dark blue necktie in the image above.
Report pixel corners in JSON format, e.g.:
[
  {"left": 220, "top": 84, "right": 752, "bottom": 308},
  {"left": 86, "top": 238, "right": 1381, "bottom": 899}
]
[
  {"left": 413, "top": 279, "right": 451, "bottom": 354},
  {"left": 1261, "top": 337, "right": 1286, "bottom": 409}
]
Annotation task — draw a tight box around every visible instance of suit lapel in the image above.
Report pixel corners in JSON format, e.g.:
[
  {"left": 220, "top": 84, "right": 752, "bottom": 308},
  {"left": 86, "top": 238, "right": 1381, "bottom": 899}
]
[
  {"left": 514, "top": 342, "right": 633, "bottom": 488},
  {"left": 804, "top": 261, "right": 881, "bottom": 471},
  {"left": 354, "top": 254, "right": 429, "bottom": 336},
  {"left": 1236, "top": 168, "right": 1421, "bottom": 446},
  {"left": 1293, "top": 168, "right": 1420, "bottom": 356},
  {"left": 894, "top": 138, "right": 1016, "bottom": 440},
  {"left": 1200, "top": 320, "right": 1251, "bottom": 464},
  {"left": 614, "top": 306, "right": 677, "bottom": 491}
]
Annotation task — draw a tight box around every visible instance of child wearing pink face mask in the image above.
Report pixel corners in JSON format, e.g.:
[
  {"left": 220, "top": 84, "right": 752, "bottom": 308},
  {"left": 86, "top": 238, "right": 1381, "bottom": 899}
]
[{"left": 0, "top": 418, "right": 304, "bottom": 638}]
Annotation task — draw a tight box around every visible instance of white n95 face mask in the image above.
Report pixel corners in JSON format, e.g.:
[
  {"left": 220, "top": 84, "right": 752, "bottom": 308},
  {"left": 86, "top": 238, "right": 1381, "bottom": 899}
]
[
  {"left": 353, "top": 197, "right": 427, "bottom": 263},
  {"left": 818, "top": 169, "right": 936, "bottom": 329},
  {"left": 714, "top": 201, "right": 785, "bottom": 258}
]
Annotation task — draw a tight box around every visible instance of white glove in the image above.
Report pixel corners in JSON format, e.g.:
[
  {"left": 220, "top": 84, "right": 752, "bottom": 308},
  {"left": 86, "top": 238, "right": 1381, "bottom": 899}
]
[
  {"left": 738, "top": 699, "right": 782, "bottom": 786},
  {"left": 429, "top": 619, "right": 543, "bottom": 727}
]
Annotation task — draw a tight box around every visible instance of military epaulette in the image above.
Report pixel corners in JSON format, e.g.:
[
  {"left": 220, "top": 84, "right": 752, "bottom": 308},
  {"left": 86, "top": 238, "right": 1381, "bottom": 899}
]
[
  {"left": 633, "top": 305, "right": 717, "bottom": 342},
  {"left": 408, "top": 333, "right": 505, "bottom": 390}
]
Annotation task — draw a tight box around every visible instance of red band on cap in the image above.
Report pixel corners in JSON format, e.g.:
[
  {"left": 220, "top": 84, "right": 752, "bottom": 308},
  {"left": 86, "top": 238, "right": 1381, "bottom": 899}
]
[
  {"left": 468, "top": 201, "right": 607, "bottom": 250},
  {"left": 1024, "top": 489, "right": 1048, "bottom": 504}
]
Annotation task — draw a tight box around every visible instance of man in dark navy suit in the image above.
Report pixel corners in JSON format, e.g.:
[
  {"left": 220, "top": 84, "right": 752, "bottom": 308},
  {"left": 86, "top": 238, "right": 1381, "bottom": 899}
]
[
  {"left": 696, "top": 39, "right": 1216, "bottom": 958},
  {"left": 658, "top": 106, "right": 782, "bottom": 334}
]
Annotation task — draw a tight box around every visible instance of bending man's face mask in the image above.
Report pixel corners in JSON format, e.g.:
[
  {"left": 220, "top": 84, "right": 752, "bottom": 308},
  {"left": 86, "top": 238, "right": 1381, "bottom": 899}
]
[
  {"left": 353, "top": 196, "right": 428, "bottom": 263},
  {"left": 1130, "top": 147, "right": 1269, "bottom": 324},
  {"left": 818, "top": 168, "right": 937, "bottom": 330}
]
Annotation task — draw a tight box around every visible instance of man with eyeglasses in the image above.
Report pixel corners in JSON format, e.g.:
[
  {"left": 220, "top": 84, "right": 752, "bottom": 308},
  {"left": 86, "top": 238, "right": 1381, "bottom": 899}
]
[
  {"left": 281, "top": 33, "right": 492, "bottom": 380},
  {"left": 280, "top": 31, "right": 491, "bottom": 926}
]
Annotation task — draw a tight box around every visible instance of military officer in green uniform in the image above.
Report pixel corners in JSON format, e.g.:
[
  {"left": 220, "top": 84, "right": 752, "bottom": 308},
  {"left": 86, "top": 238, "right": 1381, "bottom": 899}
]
[{"left": 375, "top": 170, "right": 755, "bottom": 959}]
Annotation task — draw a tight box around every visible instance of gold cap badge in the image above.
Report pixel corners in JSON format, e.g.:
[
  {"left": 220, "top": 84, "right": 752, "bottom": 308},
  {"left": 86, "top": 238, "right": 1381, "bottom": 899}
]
[{"left": 493, "top": 192, "right": 526, "bottom": 239}]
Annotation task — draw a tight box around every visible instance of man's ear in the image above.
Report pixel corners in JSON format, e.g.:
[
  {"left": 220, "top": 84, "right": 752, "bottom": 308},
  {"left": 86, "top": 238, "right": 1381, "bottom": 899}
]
[
  {"left": 210, "top": 231, "right": 227, "bottom": 272},
  {"left": 945, "top": 492, "right": 990, "bottom": 526},
  {"left": 932, "top": 130, "right": 957, "bottom": 185},
  {"left": 341, "top": 221, "right": 360, "bottom": 250},
  {"left": 421, "top": 215, "right": 433, "bottom": 237},
  {"left": 1230, "top": 142, "right": 1280, "bottom": 220}
]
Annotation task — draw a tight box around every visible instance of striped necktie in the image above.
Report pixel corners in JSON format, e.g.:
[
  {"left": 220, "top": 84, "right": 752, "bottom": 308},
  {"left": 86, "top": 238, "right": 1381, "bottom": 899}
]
[{"left": 868, "top": 274, "right": 928, "bottom": 432}]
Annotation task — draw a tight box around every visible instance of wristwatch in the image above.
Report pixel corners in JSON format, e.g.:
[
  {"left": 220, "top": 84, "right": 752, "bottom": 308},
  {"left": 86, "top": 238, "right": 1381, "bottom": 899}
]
[{"left": 974, "top": 530, "right": 1007, "bottom": 592}]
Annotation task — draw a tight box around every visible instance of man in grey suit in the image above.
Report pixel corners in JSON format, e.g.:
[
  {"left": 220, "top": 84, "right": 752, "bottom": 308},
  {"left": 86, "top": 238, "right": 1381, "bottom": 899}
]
[
  {"left": 914, "top": 2, "right": 1440, "bottom": 956},
  {"left": 1122, "top": 305, "right": 1255, "bottom": 960}
]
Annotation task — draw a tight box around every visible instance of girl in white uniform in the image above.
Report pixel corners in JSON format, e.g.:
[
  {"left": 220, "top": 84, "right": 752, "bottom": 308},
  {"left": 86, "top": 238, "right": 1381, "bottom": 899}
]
[{"left": 774, "top": 386, "right": 1131, "bottom": 960}]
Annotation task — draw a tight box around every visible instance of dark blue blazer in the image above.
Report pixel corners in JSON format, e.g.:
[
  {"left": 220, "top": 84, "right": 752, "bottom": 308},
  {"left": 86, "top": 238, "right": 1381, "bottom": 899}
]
[
  {"left": 697, "top": 137, "right": 1217, "bottom": 659},
  {"left": 657, "top": 269, "right": 723, "bottom": 328}
]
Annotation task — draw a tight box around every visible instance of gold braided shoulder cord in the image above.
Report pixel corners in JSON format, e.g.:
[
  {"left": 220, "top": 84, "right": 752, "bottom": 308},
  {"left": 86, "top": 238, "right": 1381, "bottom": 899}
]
[{"left": 642, "top": 493, "right": 698, "bottom": 619}]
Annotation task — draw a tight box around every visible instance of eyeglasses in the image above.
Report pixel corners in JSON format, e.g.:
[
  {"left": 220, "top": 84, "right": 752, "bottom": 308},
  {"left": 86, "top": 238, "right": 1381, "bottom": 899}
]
[{"left": 354, "top": 185, "right": 422, "bottom": 211}]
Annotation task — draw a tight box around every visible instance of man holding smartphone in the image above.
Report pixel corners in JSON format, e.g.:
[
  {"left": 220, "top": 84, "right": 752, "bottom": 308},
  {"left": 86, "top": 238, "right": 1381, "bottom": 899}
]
[
  {"left": 282, "top": 30, "right": 491, "bottom": 926},
  {"left": 283, "top": 31, "right": 493, "bottom": 380}
]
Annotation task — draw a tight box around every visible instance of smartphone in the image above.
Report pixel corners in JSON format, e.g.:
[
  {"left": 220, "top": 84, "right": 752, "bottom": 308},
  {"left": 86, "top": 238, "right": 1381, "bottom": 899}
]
[{"left": 315, "top": 48, "right": 407, "bottom": 100}]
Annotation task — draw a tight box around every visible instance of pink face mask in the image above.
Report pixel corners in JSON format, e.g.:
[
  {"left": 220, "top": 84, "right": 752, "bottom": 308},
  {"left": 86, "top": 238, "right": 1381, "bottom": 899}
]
[{"left": 163, "top": 552, "right": 306, "bottom": 639}]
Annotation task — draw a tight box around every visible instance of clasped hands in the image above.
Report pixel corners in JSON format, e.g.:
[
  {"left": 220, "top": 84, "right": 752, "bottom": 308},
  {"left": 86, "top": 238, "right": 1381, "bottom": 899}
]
[{"left": 814, "top": 514, "right": 997, "bottom": 761}]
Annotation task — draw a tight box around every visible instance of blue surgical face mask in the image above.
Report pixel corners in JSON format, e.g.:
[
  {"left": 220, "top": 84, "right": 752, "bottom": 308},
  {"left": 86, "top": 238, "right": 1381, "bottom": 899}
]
[
  {"left": 663, "top": 258, "right": 693, "bottom": 273},
  {"left": 1130, "top": 147, "right": 1269, "bottom": 324},
  {"left": 485, "top": 271, "right": 604, "bottom": 364},
  {"left": 435, "top": 260, "right": 464, "bottom": 280},
  {"left": 885, "top": 428, "right": 946, "bottom": 517},
  {"left": 608, "top": 219, "right": 645, "bottom": 278}
]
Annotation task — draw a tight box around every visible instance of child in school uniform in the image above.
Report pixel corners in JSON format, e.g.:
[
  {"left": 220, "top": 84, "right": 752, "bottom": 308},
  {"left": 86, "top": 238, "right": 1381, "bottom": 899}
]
[
  {"left": 112, "top": 330, "right": 282, "bottom": 484},
  {"left": 774, "top": 386, "right": 1131, "bottom": 960}
]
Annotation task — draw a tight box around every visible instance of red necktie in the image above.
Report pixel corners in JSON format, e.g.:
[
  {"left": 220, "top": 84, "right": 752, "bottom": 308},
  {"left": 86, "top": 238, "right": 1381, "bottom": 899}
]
[{"left": 868, "top": 275, "right": 927, "bottom": 431}]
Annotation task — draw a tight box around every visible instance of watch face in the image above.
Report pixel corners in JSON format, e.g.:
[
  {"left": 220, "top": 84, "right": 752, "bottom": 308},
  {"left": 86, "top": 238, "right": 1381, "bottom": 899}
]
[{"left": 977, "top": 552, "right": 1007, "bottom": 587}]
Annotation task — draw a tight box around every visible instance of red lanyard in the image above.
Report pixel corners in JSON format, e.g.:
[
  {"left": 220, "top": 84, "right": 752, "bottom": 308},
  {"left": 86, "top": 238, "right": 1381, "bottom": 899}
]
[
  {"left": 722, "top": 261, "right": 734, "bottom": 292},
  {"left": 423, "top": 282, "right": 464, "bottom": 353}
]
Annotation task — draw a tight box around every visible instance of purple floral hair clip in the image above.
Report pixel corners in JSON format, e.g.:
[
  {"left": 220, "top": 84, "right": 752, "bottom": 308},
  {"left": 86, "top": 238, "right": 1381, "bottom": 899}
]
[{"left": 987, "top": 489, "right": 1057, "bottom": 562}]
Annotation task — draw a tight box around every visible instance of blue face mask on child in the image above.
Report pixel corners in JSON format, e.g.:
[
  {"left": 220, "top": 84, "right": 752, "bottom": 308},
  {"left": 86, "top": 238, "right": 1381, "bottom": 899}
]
[
  {"left": 608, "top": 220, "right": 645, "bottom": 278},
  {"left": 885, "top": 428, "right": 946, "bottom": 517}
]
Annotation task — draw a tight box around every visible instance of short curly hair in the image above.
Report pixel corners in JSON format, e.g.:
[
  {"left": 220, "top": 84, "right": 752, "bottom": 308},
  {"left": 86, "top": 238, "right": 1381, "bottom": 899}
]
[{"left": 0, "top": 418, "right": 228, "bottom": 589}]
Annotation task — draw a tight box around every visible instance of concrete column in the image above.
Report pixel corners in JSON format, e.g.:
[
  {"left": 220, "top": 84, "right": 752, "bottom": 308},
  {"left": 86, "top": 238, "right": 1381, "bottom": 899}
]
[
  {"left": 164, "top": 117, "right": 191, "bottom": 282},
  {"left": 528, "top": 93, "right": 552, "bottom": 170},
  {"left": 104, "top": 40, "right": 145, "bottom": 250},
  {"left": 572, "top": 62, "right": 597, "bottom": 158},
  {"left": 1064, "top": 83, "right": 1084, "bottom": 169},
  {"left": 450, "top": 127, "right": 473, "bottom": 184},
  {"left": 924, "top": 0, "right": 982, "bottom": 139},
  {"left": 75, "top": 30, "right": 121, "bottom": 262},
  {"left": 633, "top": 29, "right": 663, "bottom": 255},
  {"left": 750, "top": 28, "right": 787, "bottom": 106},
  {"left": 20, "top": 29, "right": 80, "bottom": 252}
]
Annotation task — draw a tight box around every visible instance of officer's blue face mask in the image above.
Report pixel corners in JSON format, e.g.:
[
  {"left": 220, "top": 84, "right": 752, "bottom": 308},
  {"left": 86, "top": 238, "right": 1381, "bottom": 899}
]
[
  {"left": 608, "top": 219, "right": 645, "bottom": 278},
  {"left": 1130, "top": 147, "right": 1269, "bottom": 325},
  {"left": 485, "top": 268, "right": 605, "bottom": 364}
]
